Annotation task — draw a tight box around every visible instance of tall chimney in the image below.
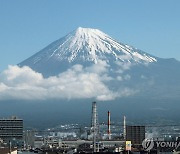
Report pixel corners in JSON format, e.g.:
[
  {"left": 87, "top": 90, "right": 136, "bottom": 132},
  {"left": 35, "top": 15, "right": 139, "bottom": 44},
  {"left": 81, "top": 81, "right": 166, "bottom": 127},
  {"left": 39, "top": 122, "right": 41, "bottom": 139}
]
[
  {"left": 91, "top": 101, "right": 99, "bottom": 152},
  {"left": 123, "top": 116, "right": 126, "bottom": 140},
  {"left": 107, "top": 111, "right": 111, "bottom": 140}
]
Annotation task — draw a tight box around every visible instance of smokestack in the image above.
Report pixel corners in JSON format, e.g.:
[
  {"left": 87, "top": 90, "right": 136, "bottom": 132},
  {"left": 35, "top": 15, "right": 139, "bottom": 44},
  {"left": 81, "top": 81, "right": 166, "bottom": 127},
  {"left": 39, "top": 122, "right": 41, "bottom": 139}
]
[
  {"left": 123, "top": 116, "right": 126, "bottom": 140},
  {"left": 91, "top": 101, "right": 99, "bottom": 152},
  {"left": 107, "top": 111, "right": 111, "bottom": 140}
]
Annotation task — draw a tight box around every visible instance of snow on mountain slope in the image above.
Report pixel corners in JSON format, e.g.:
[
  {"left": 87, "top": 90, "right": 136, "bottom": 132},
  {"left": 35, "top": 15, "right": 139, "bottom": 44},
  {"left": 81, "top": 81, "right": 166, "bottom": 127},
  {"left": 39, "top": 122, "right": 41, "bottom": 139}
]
[{"left": 19, "top": 27, "right": 157, "bottom": 75}]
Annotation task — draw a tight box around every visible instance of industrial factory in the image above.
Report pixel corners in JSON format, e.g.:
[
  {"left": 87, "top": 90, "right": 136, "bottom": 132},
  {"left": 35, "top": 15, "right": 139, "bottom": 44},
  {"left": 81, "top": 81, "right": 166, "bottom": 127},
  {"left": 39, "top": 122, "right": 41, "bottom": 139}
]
[{"left": 0, "top": 102, "right": 179, "bottom": 154}]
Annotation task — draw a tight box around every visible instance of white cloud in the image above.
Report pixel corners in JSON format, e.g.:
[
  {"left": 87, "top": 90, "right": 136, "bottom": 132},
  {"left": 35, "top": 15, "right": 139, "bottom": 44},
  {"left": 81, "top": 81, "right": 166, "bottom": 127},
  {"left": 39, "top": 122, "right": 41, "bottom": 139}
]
[
  {"left": 116, "top": 74, "right": 131, "bottom": 81},
  {"left": 0, "top": 65, "right": 43, "bottom": 86},
  {"left": 86, "top": 60, "right": 109, "bottom": 74},
  {"left": 115, "top": 61, "right": 132, "bottom": 77},
  {"left": 118, "top": 88, "right": 137, "bottom": 97},
  {"left": 0, "top": 62, "right": 136, "bottom": 101},
  {"left": 115, "top": 61, "right": 132, "bottom": 71},
  {"left": 0, "top": 64, "right": 110, "bottom": 101}
]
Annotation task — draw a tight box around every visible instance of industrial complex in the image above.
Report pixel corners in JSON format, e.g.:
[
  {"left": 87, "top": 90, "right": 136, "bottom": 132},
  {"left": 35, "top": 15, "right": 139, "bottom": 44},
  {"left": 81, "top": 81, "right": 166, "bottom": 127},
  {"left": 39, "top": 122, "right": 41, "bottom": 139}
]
[{"left": 0, "top": 102, "right": 179, "bottom": 154}]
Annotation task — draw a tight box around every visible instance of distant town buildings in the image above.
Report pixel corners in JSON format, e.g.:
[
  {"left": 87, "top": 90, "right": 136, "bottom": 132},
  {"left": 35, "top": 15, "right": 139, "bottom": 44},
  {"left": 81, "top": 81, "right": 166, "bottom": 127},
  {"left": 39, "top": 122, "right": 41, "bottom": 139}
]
[
  {"left": 24, "top": 130, "right": 35, "bottom": 149},
  {"left": 0, "top": 103, "right": 179, "bottom": 153}
]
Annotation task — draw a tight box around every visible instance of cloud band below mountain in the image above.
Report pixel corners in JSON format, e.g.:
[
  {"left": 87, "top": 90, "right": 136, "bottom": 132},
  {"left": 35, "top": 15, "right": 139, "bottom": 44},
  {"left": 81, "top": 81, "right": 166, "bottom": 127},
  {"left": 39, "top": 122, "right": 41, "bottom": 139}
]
[{"left": 0, "top": 62, "right": 136, "bottom": 101}]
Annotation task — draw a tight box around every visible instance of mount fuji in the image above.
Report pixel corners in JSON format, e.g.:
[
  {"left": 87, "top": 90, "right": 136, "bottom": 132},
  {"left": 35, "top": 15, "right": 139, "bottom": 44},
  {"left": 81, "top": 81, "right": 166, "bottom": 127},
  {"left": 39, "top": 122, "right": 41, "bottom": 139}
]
[
  {"left": 19, "top": 27, "right": 157, "bottom": 76},
  {"left": 19, "top": 27, "right": 180, "bottom": 100},
  {"left": 1, "top": 27, "right": 178, "bottom": 127}
]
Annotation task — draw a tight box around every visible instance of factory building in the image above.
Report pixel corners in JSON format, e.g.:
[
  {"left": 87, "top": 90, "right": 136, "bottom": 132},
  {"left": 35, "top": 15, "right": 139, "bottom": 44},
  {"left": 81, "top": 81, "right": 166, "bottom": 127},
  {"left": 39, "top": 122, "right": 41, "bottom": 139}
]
[{"left": 126, "top": 125, "right": 145, "bottom": 146}]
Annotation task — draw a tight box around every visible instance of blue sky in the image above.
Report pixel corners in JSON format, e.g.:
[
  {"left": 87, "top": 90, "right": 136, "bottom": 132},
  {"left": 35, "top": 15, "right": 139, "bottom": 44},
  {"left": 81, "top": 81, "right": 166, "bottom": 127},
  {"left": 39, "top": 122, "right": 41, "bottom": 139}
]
[{"left": 0, "top": 0, "right": 180, "bottom": 71}]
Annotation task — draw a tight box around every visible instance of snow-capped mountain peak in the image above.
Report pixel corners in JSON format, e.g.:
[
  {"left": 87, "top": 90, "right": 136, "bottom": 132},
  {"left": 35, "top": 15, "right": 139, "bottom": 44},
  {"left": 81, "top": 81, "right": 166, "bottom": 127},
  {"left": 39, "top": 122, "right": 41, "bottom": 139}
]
[
  {"left": 48, "top": 27, "right": 156, "bottom": 64},
  {"left": 19, "top": 27, "right": 157, "bottom": 76}
]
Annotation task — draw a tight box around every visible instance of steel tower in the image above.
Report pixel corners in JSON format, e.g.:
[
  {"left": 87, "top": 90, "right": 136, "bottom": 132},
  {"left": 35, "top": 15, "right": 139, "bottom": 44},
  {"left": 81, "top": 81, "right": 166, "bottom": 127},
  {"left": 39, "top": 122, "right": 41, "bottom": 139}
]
[
  {"left": 91, "top": 101, "right": 99, "bottom": 152},
  {"left": 123, "top": 116, "right": 126, "bottom": 140}
]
